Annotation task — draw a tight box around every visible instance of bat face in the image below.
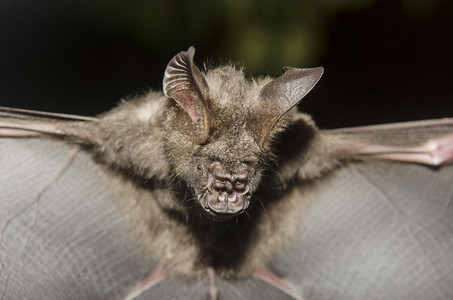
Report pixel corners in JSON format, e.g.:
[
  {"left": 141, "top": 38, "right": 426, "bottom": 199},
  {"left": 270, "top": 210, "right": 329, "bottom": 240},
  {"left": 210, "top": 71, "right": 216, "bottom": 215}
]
[
  {"left": 162, "top": 47, "right": 323, "bottom": 220},
  {"left": 163, "top": 90, "right": 265, "bottom": 219}
]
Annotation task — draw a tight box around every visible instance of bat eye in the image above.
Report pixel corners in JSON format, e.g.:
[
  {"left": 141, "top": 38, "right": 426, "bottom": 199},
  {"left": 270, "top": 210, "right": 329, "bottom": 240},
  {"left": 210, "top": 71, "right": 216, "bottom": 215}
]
[{"left": 196, "top": 163, "right": 202, "bottom": 172}]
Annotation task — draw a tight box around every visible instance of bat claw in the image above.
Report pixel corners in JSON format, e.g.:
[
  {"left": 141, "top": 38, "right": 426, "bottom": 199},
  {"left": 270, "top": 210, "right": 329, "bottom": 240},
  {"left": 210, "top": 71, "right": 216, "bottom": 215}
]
[{"left": 422, "top": 134, "right": 453, "bottom": 165}]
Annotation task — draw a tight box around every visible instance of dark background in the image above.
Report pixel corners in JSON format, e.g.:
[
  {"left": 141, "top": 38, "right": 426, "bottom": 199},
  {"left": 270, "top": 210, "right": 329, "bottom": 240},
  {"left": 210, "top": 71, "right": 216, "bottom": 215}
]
[{"left": 1, "top": 0, "right": 452, "bottom": 129}]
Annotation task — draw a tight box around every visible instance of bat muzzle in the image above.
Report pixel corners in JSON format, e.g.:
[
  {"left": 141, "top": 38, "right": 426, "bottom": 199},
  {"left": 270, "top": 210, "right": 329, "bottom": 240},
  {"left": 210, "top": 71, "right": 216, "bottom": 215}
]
[{"left": 197, "top": 161, "right": 253, "bottom": 217}]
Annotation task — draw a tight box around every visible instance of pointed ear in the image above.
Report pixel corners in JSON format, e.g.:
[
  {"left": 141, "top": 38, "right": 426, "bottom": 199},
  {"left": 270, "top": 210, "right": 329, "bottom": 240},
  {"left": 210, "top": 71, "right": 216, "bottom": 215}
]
[
  {"left": 163, "top": 47, "right": 211, "bottom": 144},
  {"left": 258, "top": 66, "right": 323, "bottom": 144}
]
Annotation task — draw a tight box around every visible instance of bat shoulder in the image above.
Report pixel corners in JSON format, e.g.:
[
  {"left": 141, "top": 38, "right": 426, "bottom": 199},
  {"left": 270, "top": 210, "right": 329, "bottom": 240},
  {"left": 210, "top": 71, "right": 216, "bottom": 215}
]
[
  {"left": 99, "top": 90, "right": 167, "bottom": 124},
  {"left": 263, "top": 112, "right": 344, "bottom": 191},
  {"left": 82, "top": 91, "right": 171, "bottom": 181}
]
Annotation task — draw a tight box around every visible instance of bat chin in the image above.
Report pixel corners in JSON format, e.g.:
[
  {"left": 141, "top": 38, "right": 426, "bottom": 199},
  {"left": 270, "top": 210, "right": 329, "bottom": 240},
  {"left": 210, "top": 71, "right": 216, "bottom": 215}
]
[
  {"left": 202, "top": 209, "right": 242, "bottom": 221},
  {"left": 198, "top": 191, "right": 250, "bottom": 221}
]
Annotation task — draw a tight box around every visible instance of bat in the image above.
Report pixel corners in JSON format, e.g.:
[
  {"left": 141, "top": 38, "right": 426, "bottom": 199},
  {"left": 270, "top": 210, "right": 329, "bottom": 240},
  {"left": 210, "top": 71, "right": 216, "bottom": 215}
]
[{"left": 1, "top": 46, "right": 453, "bottom": 300}]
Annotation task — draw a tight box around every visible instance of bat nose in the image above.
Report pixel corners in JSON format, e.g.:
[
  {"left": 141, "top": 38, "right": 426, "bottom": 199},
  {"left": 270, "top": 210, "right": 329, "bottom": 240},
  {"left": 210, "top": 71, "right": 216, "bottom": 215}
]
[
  {"left": 213, "top": 174, "right": 248, "bottom": 192},
  {"left": 213, "top": 179, "right": 234, "bottom": 193}
]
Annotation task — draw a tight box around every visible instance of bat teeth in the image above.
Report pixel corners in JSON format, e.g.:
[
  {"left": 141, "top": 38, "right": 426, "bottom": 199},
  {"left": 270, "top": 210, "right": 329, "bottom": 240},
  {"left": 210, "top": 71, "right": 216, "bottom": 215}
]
[
  {"left": 217, "top": 191, "right": 238, "bottom": 202},
  {"left": 218, "top": 193, "right": 226, "bottom": 202},
  {"left": 228, "top": 191, "right": 237, "bottom": 202}
]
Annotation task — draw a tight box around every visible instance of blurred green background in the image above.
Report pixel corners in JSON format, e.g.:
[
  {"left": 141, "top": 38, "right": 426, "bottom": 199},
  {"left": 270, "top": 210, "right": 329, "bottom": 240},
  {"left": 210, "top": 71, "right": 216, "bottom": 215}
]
[{"left": 0, "top": 0, "right": 452, "bottom": 128}]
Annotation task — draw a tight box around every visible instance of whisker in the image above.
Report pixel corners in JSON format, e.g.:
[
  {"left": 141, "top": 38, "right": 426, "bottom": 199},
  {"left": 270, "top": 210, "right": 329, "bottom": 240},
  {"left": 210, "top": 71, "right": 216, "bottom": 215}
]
[
  {"left": 179, "top": 198, "right": 197, "bottom": 209},
  {"left": 231, "top": 215, "right": 239, "bottom": 227},
  {"left": 243, "top": 210, "right": 251, "bottom": 222},
  {"left": 263, "top": 165, "right": 284, "bottom": 180},
  {"left": 253, "top": 195, "right": 267, "bottom": 214}
]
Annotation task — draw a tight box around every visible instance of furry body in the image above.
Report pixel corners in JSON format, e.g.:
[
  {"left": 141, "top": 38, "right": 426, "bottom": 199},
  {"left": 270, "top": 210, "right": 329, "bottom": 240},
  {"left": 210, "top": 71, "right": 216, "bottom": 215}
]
[{"left": 67, "top": 63, "right": 339, "bottom": 278}]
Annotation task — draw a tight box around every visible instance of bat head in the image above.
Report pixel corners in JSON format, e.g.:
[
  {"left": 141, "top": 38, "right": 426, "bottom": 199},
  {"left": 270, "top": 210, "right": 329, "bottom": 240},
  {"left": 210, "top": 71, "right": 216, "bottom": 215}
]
[{"left": 162, "top": 47, "right": 323, "bottom": 219}]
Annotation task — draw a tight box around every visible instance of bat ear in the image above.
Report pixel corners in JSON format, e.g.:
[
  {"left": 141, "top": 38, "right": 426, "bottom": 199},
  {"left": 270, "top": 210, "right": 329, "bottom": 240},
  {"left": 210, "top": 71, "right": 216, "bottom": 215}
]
[
  {"left": 258, "top": 66, "right": 323, "bottom": 144},
  {"left": 163, "top": 46, "right": 211, "bottom": 144}
]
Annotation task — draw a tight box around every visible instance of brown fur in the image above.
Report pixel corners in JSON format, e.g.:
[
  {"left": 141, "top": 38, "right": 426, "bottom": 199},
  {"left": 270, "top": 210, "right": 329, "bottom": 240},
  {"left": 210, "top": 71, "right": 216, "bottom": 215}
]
[{"left": 22, "top": 49, "right": 346, "bottom": 278}]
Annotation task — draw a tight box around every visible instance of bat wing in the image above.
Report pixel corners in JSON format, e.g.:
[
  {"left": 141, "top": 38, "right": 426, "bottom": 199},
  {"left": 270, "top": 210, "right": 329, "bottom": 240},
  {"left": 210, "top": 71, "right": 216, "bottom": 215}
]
[
  {"left": 0, "top": 137, "right": 156, "bottom": 299},
  {"left": 0, "top": 125, "right": 302, "bottom": 300},
  {"left": 328, "top": 118, "right": 453, "bottom": 165},
  {"left": 130, "top": 276, "right": 300, "bottom": 300},
  {"left": 267, "top": 118, "right": 453, "bottom": 300},
  {"left": 0, "top": 106, "right": 97, "bottom": 137},
  {"left": 3, "top": 115, "right": 453, "bottom": 300},
  {"left": 0, "top": 107, "right": 302, "bottom": 300},
  {"left": 128, "top": 118, "right": 453, "bottom": 299},
  {"left": 271, "top": 160, "right": 453, "bottom": 300}
]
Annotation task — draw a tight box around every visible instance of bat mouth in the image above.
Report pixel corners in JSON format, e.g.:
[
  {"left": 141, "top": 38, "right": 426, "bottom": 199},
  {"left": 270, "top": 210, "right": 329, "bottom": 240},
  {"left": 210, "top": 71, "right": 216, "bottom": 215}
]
[
  {"left": 196, "top": 160, "right": 253, "bottom": 220},
  {"left": 198, "top": 188, "right": 251, "bottom": 219}
]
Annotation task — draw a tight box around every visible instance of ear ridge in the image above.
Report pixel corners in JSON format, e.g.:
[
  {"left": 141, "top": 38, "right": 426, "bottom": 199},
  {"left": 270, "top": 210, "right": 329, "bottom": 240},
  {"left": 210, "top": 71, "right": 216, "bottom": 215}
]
[
  {"left": 163, "top": 47, "right": 211, "bottom": 144},
  {"left": 258, "top": 66, "right": 324, "bottom": 144}
]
